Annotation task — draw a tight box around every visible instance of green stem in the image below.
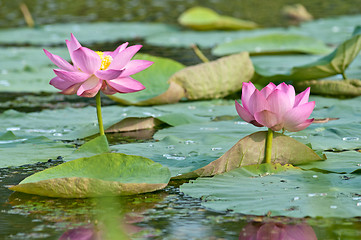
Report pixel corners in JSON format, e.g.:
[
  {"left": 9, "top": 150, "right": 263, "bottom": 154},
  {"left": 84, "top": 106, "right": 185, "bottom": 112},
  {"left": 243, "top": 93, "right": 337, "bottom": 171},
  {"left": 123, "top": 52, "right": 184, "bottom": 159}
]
[
  {"left": 341, "top": 71, "right": 348, "bottom": 80},
  {"left": 95, "top": 92, "right": 105, "bottom": 136},
  {"left": 191, "top": 44, "right": 209, "bottom": 63},
  {"left": 265, "top": 128, "right": 273, "bottom": 164}
]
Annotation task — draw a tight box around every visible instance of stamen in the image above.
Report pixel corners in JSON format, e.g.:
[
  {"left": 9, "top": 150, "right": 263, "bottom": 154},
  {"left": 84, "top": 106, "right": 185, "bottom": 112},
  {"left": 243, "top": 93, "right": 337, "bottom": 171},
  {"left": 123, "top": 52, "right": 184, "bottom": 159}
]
[{"left": 95, "top": 51, "right": 113, "bottom": 70}]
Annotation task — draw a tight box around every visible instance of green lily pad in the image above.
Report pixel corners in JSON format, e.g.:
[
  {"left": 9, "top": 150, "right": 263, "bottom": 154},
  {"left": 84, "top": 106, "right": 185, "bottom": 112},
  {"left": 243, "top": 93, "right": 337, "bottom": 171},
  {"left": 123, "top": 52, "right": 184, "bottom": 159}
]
[
  {"left": 9, "top": 153, "right": 171, "bottom": 198},
  {"left": 0, "top": 100, "right": 235, "bottom": 141},
  {"left": 169, "top": 52, "right": 254, "bottom": 100},
  {"left": 212, "top": 34, "right": 331, "bottom": 56},
  {"left": 178, "top": 6, "right": 258, "bottom": 31},
  {"left": 255, "top": 27, "right": 361, "bottom": 84},
  {"left": 0, "top": 131, "right": 74, "bottom": 168},
  {"left": 108, "top": 54, "right": 185, "bottom": 105},
  {"left": 0, "top": 66, "right": 60, "bottom": 93},
  {"left": 294, "top": 79, "right": 361, "bottom": 97},
  {"left": 300, "top": 151, "right": 361, "bottom": 174},
  {"left": 0, "top": 47, "right": 69, "bottom": 71},
  {"left": 180, "top": 164, "right": 361, "bottom": 218},
  {"left": 0, "top": 22, "right": 178, "bottom": 46},
  {"left": 173, "top": 131, "right": 324, "bottom": 179},
  {"left": 146, "top": 28, "right": 289, "bottom": 48},
  {"left": 293, "top": 14, "right": 361, "bottom": 45}
]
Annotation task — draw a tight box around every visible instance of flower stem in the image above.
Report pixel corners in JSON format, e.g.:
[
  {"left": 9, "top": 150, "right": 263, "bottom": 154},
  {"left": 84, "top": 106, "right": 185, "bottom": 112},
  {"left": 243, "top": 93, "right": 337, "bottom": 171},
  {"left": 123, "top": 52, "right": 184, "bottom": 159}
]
[
  {"left": 191, "top": 44, "right": 209, "bottom": 63},
  {"left": 95, "top": 92, "right": 105, "bottom": 136},
  {"left": 341, "top": 71, "right": 348, "bottom": 80},
  {"left": 265, "top": 128, "right": 273, "bottom": 164}
]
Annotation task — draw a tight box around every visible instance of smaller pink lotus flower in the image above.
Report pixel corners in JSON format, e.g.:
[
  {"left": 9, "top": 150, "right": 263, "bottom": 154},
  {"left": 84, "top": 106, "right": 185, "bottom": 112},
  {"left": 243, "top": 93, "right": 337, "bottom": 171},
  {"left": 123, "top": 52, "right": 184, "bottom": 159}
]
[
  {"left": 44, "top": 33, "right": 153, "bottom": 97},
  {"left": 235, "top": 82, "right": 315, "bottom": 132}
]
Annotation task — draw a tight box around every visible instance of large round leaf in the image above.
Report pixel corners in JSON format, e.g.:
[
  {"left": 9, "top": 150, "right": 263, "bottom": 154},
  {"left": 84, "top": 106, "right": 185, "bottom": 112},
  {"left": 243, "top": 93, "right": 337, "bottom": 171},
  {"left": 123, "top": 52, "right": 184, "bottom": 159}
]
[
  {"left": 9, "top": 153, "right": 171, "bottom": 198},
  {"left": 0, "top": 22, "right": 177, "bottom": 46},
  {"left": 180, "top": 164, "right": 361, "bottom": 218},
  {"left": 212, "top": 34, "right": 331, "bottom": 56},
  {"left": 0, "top": 131, "right": 74, "bottom": 168},
  {"left": 173, "top": 131, "right": 323, "bottom": 179}
]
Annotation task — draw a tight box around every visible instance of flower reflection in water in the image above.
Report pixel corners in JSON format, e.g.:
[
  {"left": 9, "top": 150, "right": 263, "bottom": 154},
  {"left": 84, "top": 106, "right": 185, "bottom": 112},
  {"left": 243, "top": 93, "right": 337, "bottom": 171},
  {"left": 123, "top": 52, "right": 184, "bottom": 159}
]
[{"left": 239, "top": 221, "right": 317, "bottom": 240}]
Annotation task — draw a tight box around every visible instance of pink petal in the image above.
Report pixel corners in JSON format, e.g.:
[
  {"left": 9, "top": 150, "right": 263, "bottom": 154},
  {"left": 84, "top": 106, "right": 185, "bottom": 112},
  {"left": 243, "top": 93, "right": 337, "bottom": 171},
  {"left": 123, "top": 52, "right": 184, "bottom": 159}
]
[
  {"left": 106, "top": 77, "right": 145, "bottom": 93},
  {"left": 235, "top": 100, "right": 254, "bottom": 123},
  {"left": 95, "top": 69, "right": 123, "bottom": 80},
  {"left": 50, "top": 76, "right": 74, "bottom": 90},
  {"left": 61, "top": 83, "right": 83, "bottom": 95},
  {"left": 266, "top": 89, "right": 293, "bottom": 118},
  {"left": 260, "top": 82, "right": 276, "bottom": 98},
  {"left": 241, "top": 82, "right": 256, "bottom": 111},
  {"left": 294, "top": 87, "right": 311, "bottom": 107},
  {"left": 247, "top": 90, "right": 269, "bottom": 116},
  {"left": 108, "top": 45, "right": 142, "bottom": 70},
  {"left": 120, "top": 60, "right": 154, "bottom": 76},
  {"left": 54, "top": 69, "right": 91, "bottom": 83},
  {"left": 66, "top": 33, "right": 82, "bottom": 65},
  {"left": 254, "top": 110, "right": 283, "bottom": 131},
  {"left": 77, "top": 75, "right": 101, "bottom": 96},
  {"left": 105, "top": 42, "right": 129, "bottom": 58},
  {"left": 285, "top": 118, "right": 314, "bottom": 132},
  {"left": 72, "top": 47, "right": 101, "bottom": 74},
  {"left": 283, "top": 101, "right": 315, "bottom": 129},
  {"left": 275, "top": 82, "right": 295, "bottom": 106},
  {"left": 101, "top": 82, "right": 118, "bottom": 95},
  {"left": 43, "top": 49, "right": 75, "bottom": 71}
]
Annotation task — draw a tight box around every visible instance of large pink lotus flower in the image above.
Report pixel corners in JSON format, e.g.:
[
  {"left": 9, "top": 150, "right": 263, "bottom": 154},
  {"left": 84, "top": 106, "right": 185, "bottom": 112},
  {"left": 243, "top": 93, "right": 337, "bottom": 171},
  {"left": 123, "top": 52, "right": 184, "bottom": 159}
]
[
  {"left": 44, "top": 33, "right": 153, "bottom": 97},
  {"left": 235, "top": 82, "right": 315, "bottom": 132}
]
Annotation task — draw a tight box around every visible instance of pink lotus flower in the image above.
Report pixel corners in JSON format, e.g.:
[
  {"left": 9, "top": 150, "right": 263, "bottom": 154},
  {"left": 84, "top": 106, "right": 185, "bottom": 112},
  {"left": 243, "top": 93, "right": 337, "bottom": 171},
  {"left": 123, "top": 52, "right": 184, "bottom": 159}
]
[
  {"left": 235, "top": 82, "right": 315, "bottom": 132},
  {"left": 44, "top": 33, "right": 153, "bottom": 97}
]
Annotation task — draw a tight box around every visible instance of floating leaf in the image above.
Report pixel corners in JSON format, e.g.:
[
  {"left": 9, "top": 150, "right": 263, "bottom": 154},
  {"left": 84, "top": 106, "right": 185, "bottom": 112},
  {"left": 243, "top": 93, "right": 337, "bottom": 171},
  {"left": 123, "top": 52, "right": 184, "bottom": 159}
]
[
  {"left": 300, "top": 151, "right": 361, "bottom": 174},
  {"left": 178, "top": 6, "right": 258, "bottom": 31},
  {"left": 108, "top": 54, "right": 185, "bottom": 105},
  {"left": 9, "top": 153, "right": 171, "bottom": 198},
  {"left": 69, "top": 135, "right": 109, "bottom": 160},
  {"left": 180, "top": 164, "right": 361, "bottom": 218},
  {"left": 294, "top": 79, "right": 361, "bottom": 97},
  {"left": 293, "top": 15, "right": 361, "bottom": 45},
  {"left": 254, "top": 27, "right": 361, "bottom": 84},
  {"left": 146, "top": 28, "right": 288, "bottom": 48},
  {"left": 0, "top": 131, "right": 74, "bottom": 168},
  {"left": 173, "top": 131, "right": 323, "bottom": 179},
  {"left": 0, "top": 22, "right": 177, "bottom": 46},
  {"left": 212, "top": 34, "right": 331, "bottom": 56},
  {"left": 169, "top": 52, "right": 254, "bottom": 100},
  {"left": 0, "top": 47, "right": 69, "bottom": 71}
]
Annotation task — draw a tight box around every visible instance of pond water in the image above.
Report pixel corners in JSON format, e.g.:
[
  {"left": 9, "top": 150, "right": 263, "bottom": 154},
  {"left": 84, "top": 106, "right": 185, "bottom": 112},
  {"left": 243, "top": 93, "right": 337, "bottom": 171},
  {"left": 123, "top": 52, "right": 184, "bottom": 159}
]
[{"left": 1, "top": 0, "right": 361, "bottom": 239}]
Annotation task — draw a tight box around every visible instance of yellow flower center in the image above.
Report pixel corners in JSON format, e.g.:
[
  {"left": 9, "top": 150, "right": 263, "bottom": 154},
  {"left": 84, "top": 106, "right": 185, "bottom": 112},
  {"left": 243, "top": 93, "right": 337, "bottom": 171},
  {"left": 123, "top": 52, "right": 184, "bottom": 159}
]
[{"left": 96, "top": 51, "right": 113, "bottom": 70}]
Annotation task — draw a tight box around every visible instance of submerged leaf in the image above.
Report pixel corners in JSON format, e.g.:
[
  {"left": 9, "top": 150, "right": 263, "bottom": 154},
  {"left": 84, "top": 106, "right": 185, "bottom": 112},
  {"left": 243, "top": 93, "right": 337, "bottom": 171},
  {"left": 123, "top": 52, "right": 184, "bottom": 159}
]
[
  {"left": 213, "top": 34, "right": 331, "bottom": 56},
  {"left": 9, "top": 153, "right": 171, "bottom": 198},
  {"left": 180, "top": 164, "right": 361, "bottom": 218},
  {"left": 173, "top": 131, "right": 323, "bottom": 179},
  {"left": 178, "top": 6, "right": 258, "bottom": 31}
]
